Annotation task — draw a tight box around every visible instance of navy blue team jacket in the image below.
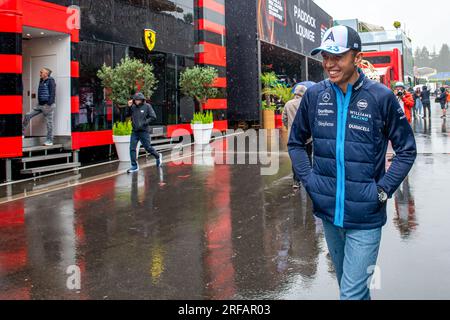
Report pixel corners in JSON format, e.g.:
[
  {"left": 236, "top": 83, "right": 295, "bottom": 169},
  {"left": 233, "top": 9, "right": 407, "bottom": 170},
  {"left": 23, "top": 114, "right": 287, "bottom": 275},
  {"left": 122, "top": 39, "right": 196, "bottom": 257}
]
[{"left": 288, "top": 71, "right": 417, "bottom": 230}]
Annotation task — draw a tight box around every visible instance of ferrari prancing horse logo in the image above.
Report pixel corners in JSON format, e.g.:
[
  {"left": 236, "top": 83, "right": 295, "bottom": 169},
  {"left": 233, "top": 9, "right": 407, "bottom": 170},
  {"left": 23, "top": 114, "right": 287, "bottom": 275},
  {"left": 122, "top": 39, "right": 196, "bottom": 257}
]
[{"left": 144, "top": 29, "right": 156, "bottom": 52}]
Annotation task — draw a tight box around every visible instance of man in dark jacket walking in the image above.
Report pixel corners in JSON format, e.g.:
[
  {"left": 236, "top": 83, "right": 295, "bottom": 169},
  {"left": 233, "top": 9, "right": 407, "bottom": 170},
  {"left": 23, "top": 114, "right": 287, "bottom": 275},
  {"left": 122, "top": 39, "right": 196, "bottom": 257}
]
[
  {"left": 126, "top": 92, "right": 162, "bottom": 173},
  {"left": 22, "top": 67, "right": 57, "bottom": 146},
  {"left": 421, "top": 86, "right": 431, "bottom": 119},
  {"left": 288, "top": 26, "right": 417, "bottom": 300}
]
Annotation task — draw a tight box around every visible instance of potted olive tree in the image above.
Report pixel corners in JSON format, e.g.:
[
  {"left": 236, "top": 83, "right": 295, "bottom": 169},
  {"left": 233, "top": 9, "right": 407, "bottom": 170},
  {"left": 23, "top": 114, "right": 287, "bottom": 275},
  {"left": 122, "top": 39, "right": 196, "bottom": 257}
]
[
  {"left": 97, "top": 57, "right": 157, "bottom": 161},
  {"left": 179, "top": 66, "right": 218, "bottom": 145}
]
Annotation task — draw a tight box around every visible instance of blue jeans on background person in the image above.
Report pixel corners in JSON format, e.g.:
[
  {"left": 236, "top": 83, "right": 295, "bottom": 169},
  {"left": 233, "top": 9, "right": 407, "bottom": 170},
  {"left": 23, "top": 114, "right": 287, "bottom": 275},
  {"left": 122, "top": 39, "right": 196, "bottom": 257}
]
[
  {"left": 415, "top": 99, "right": 423, "bottom": 116},
  {"left": 322, "top": 219, "right": 382, "bottom": 300},
  {"left": 130, "top": 130, "right": 159, "bottom": 168},
  {"left": 22, "top": 104, "right": 56, "bottom": 142}
]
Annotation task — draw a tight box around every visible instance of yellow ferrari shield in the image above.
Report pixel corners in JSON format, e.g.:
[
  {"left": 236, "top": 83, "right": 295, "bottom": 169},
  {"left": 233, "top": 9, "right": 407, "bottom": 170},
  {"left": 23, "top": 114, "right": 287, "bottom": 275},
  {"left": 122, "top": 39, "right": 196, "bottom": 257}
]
[{"left": 144, "top": 29, "right": 157, "bottom": 52}]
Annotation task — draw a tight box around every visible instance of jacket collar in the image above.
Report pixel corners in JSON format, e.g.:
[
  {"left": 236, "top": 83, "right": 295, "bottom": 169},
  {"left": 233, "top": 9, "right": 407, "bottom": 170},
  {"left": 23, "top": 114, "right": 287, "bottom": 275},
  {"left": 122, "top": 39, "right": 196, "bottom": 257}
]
[
  {"left": 325, "top": 68, "right": 366, "bottom": 92},
  {"left": 352, "top": 69, "right": 366, "bottom": 92}
]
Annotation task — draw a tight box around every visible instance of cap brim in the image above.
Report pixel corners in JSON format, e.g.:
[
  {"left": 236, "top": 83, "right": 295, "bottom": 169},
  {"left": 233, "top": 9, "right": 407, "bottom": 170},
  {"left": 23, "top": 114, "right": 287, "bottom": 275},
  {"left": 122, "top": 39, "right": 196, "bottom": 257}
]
[{"left": 310, "top": 46, "right": 351, "bottom": 56}]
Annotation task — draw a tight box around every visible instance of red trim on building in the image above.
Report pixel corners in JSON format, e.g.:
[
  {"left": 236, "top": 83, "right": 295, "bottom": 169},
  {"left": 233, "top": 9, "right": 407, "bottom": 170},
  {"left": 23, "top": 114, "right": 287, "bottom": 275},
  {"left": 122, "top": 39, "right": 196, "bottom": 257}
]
[
  {"left": 70, "top": 61, "right": 79, "bottom": 78},
  {"left": 0, "top": 0, "right": 24, "bottom": 12},
  {"left": 167, "top": 124, "right": 192, "bottom": 138},
  {"left": 0, "top": 137, "right": 22, "bottom": 158},
  {"left": 196, "top": 53, "right": 227, "bottom": 67},
  {"left": 72, "top": 130, "right": 113, "bottom": 150},
  {"left": 0, "top": 55, "right": 22, "bottom": 74},
  {"left": 196, "top": 42, "right": 226, "bottom": 66},
  {"left": 213, "top": 120, "right": 228, "bottom": 132},
  {"left": 70, "top": 29, "right": 79, "bottom": 43},
  {"left": 204, "top": 98, "right": 227, "bottom": 110},
  {"left": 23, "top": 0, "right": 74, "bottom": 34},
  {"left": 0, "top": 14, "right": 22, "bottom": 33},
  {"left": 167, "top": 120, "right": 228, "bottom": 138},
  {"left": 197, "top": 19, "right": 226, "bottom": 35},
  {"left": 212, "top": 77, "right": 227, "bottom": 88},
  {"left": 71, "top": 96, "right": 79, "bottom": 113},
  {"left": 198, "top": 0, "right": 225, "bottom": 15},
  {"left": 0, "top": 96, "right": 22, "bottom": 114},
  {"left": 275, "top": 114, "right": 283, "bottom": 129}
]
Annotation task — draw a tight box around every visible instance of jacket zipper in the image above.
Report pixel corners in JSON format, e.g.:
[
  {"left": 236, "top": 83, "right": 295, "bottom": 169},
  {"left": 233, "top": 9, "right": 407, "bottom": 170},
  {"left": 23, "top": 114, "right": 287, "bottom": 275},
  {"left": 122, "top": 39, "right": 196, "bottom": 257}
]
[{"left": 333, "top": 84, "right": 353, "bottom": 228}]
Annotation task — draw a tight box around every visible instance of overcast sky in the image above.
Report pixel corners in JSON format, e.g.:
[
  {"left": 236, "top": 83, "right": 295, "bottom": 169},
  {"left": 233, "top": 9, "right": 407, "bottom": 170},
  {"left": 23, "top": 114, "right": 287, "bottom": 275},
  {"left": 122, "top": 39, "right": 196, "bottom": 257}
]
[{"left": 313, "top": 0, "right": 450, "bottom": 52}]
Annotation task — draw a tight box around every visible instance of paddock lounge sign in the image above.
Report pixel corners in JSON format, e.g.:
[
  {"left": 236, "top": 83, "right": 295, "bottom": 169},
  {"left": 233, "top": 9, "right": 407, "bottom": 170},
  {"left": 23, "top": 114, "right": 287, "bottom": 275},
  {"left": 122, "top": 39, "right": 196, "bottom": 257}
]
[{"left": 258, "top": 0, "right": 333, "bottom": 57}]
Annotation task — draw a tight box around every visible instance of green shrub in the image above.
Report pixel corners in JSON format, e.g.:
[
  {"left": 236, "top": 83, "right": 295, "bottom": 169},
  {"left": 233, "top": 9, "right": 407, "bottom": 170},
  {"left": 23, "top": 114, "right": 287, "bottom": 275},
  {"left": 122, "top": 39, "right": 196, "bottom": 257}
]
[
  {"left": 97, "top": 56, "right": 158, "bottom": 106},
  {"left": 113, "top": 121, "right": 133, "bottom": 136},
  {"left": 262, "top": 101, "right": 277, "bottom": 111},
  {"left": 191, "top": 110, "right": 214, "bottom": 124},
  {"left": 180, "top": 66, "right": 219, "bottom": 113},
  {"left": 272, "top": 84, "right": 294, "bottom": 104}
]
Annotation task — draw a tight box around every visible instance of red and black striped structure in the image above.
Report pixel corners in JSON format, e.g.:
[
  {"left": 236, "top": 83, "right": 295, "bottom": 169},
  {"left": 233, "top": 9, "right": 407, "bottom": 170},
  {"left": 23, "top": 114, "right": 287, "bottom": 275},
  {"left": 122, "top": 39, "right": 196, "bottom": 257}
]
[
  {"left": 194, "top": 0, "right": 228, "bottom": 132},
  {"left": 0, "top": 0, "right": 112, "bottom": 158},
  {"left": 0, "top": 0, "right": 23, "bottom": 158}
]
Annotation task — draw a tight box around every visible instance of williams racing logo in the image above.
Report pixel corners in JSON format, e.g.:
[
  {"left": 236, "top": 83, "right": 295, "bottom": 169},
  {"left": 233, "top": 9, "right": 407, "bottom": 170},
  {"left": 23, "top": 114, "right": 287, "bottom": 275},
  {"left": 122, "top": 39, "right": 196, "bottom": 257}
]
[
  {"left": 357, "top": 99, "right": 369, "bottom": 111},
  {"left": 144, "top": 29, "right": 157, "bottom": 52}
]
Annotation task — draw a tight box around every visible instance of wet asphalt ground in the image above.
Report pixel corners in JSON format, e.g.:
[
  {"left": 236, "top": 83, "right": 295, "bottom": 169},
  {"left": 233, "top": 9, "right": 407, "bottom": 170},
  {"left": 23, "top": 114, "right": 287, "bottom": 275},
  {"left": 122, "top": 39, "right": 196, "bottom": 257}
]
[{"left": 0, "top": 103, "right": 449, "bottom": 300}]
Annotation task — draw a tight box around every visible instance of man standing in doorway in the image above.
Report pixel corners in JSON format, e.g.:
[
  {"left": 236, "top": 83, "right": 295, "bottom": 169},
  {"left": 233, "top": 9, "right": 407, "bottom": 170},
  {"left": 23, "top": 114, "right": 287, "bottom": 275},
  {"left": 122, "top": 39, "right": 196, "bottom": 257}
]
[
  {"left": 288, "top": 26, "right": 417, "bottom": 300},
  {"left": 126, "top": 92, "right": 163, "bottom": 173},
  {"left": 22, "top": 67, "right": 56, "bottom": 146}
]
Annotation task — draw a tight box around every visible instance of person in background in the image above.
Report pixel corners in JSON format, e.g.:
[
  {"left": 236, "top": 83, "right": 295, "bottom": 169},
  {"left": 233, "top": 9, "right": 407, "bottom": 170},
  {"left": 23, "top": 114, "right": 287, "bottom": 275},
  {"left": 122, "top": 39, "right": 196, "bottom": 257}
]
[
  {"left": 394, "top": 82, "right": 414, "bottom": 124},
  {"left": 421, "top": 86, "right": 431, "bottom": 119},
  {"left": 22, "top": 67, "right": 57, "bottom": 146},
  {"left": 438, "top": 87, "right": 449, "bottom": 119},
  {"left": 126, "top": 92, "right": 162, "bottom": 173},
  {"left": 283, "top": 84, "right": 308, "bottom": 189},
  {"left": 414, "top": 87, "right": 423, "bottom": 119}
]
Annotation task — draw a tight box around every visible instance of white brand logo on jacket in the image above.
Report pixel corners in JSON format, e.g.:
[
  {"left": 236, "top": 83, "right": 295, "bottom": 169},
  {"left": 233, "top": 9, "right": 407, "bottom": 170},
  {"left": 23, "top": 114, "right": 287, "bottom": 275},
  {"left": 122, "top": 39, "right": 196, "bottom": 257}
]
[
  {"left": 322, "top": 93, "right": 331, "bottom": 103},
  {"left": 349, "top": 123, "right": 370, "bottom": 132},
  {"left": 357, "top": 99, "right": 369, "bottom": 111},
  {"left": 318, "top": 121, "right": 334, "bottom": 127}
]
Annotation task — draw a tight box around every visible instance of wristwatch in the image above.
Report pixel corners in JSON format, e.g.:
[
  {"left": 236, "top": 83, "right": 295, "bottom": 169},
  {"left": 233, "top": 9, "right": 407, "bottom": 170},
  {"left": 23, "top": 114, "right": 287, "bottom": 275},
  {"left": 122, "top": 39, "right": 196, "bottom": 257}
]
[{"left": 377, "top": 187, "right": 388, "bottom": 204}]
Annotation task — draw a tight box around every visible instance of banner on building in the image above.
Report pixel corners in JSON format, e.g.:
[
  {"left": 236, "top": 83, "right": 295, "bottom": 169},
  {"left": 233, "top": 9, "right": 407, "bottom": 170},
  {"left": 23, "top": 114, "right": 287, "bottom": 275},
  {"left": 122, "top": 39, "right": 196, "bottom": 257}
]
[{"left": 258, "top": 0, "right": 333, "bottom": 57}]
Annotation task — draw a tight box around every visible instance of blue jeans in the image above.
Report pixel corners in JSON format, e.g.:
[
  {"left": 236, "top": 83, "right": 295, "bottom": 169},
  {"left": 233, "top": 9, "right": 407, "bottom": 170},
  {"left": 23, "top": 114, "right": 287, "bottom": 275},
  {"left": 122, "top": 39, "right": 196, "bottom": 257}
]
[
  {"left": 130, "top": 130, "right": 159, "bottom": 168},
  {"left": 322, "top": 219, "right": 382, "bottom": 300}
]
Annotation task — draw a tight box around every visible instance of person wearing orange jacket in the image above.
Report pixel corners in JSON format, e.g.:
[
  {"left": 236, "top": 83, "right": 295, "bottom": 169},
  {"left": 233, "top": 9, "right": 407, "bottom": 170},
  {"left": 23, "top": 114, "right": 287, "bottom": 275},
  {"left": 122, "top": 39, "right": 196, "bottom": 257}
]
[{"left": 394, "top": 82, "right": 414, "bottom": 124}]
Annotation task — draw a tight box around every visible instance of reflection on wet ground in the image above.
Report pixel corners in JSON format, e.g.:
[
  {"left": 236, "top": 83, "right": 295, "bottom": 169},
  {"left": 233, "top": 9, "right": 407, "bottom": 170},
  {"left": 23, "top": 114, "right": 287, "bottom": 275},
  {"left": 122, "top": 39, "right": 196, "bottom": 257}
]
[{"left": 0, "top": 105, "right": 450, "bottom": 299}]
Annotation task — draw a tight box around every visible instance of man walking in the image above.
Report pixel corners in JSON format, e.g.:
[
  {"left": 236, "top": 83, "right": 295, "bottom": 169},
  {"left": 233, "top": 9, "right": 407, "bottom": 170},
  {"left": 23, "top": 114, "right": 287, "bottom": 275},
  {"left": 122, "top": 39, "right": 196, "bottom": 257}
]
[
  {"left": 283, "top": 84, "right": 308, "bottom": 189},
  {"left": 126, "top": 92, "right": 162, "bottom": 173},
  {"left": 22, "top": 68, "right": 56, "bottom": 146},
  {"left": 288, "top": 26, "right": 417, "bottom": 300}
]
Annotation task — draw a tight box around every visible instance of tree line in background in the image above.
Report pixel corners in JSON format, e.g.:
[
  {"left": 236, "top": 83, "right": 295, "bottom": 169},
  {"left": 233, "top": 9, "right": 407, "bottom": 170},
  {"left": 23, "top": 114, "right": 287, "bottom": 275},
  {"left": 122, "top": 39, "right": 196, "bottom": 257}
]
[{"left": 414, "top": 44, "right": 450, "bottom": 72}]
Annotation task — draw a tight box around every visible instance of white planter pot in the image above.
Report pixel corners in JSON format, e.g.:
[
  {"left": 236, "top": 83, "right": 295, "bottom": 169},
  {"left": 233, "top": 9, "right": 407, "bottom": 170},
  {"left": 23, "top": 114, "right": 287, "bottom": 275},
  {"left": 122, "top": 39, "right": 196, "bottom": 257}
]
[
  {"left": 191, "top": 123, "right": 214, "bottom": 145},
  {"left": 113, "top": 135, "right": 131, "bottom": 162},
  {"left": 113, "top": 135, "right": 141, "bottom": 162}
]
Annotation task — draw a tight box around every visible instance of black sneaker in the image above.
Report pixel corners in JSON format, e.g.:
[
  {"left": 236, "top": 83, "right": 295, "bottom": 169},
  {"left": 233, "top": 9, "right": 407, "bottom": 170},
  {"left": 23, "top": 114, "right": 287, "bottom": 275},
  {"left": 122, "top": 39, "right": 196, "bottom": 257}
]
[{"left": 293, "top": 181, "right": 301, "bottom": 189}]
